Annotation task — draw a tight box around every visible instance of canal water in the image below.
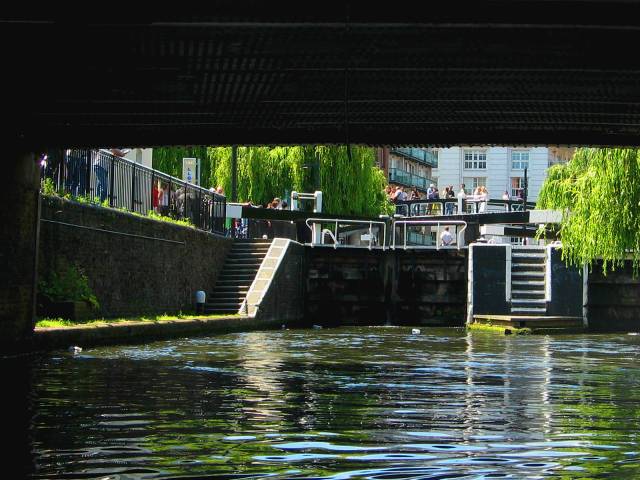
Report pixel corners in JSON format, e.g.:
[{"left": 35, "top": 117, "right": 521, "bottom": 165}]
[{"left": 18, "top": 327, "right": 640, "bottom": 478}]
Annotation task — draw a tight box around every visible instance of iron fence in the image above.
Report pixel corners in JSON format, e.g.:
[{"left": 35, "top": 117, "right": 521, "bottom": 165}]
[{"left": 41, "top": 149, "right": 226, "bottom": 234}]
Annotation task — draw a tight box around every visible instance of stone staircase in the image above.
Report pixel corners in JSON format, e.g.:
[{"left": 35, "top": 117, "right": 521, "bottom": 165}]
[
  {"left": 204, "top": 239, "right": 271, "bottom": 315},
  {"left": 510, "top": 246, "right": 547, "bottom": 315}
]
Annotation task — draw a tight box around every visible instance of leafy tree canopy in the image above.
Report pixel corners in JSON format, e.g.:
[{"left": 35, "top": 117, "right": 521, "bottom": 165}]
[
  {"left": 537, "top": 148, "right": 640, "bottom": 273},
  {"left": 153, "top": 145, "right": 392, "bottom": 217}
]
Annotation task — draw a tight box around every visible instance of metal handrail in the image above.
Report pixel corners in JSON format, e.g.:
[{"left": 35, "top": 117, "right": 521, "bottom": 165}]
[
  {"left": 392, "top": 220, "right": 467, "bottom": 250},
  {"left": 305, "top": 218, "right": 387, "bottom": 250}
]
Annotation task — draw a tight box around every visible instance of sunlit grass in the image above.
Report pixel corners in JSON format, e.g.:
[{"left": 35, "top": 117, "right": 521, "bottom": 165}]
[{"left": 36, "top": 313, "right": 241, "bottom": 329}]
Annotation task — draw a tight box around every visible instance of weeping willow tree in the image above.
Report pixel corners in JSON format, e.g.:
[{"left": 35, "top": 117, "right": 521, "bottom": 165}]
[
  {"left": 152, "top": 147, "right": 214, "bottom": 188},
  {"left": 537, "top": 148, "right": 640, "bottom": 273},
  {"left": 208, "top": 145, "right": 391, "bottom": 216}
]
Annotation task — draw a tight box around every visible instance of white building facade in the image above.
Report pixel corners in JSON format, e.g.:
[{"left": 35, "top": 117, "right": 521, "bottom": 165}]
[
  {"left": 432, "top": 146, "right": 558, "bottom": 201},
  {"left": 432, "top": 146, "right": 573, "bottom": 244}
]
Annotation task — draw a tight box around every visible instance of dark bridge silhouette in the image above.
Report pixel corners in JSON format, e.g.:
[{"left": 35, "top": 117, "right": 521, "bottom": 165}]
[{"left": 4, "top": 2, "right": 640, "bottom": 148}]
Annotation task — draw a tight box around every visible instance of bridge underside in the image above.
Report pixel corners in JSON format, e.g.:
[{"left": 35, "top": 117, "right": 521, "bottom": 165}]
[{"left": 5, "top": 2, "right": 640, "bottom": 149}]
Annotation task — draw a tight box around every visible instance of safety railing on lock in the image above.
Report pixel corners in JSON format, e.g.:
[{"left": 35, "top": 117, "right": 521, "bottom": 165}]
[
  {"left": 391, "top": 219, "right": 468, "bottom": 250},
  {"left": 305, "top": 218, "right": 387, "bottom": 250}
]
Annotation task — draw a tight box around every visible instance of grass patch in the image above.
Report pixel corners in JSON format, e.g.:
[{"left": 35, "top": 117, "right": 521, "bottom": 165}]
[{"left": 36, "top": 312, "right": 241, "bottom": 329}]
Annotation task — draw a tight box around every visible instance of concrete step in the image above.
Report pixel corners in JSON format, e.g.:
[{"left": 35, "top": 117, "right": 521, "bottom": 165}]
[
  {"left": 209, "top": 290, "right": 246, "bottom": 297},
  {"left": 214, "top": 280, "right": 253, "bottom": 288},
  {"left": 512, "top": 251, "right": 545, "bottom": 258},
  {"left": 511, "top": 290, "right": 545, "bottom": 299},
  {"left": 512, "top": 298, "right": 546, "bottom": 305},
  {"left": 227, "top": 252, "right": 268, "bottom": 257},
  {"left": 512, "top": 280, "right": 545, "bottom": 287},
  {"left": 219, "top": 269, "right": 257, "bottom": 275},
  {"left": 217, "top": 275, "right": 256, "bottom": 282},
  {"left": 205, "top": 301, "right": 243, "bottom": 308},
  {"left": 226, "top": 258, "right": 264, "bottom": 265},
  {"left": 208, "top": 296, "right": 245, "bottom": 303},
  {"left": 231, "top": 246, "right": 270, "bottom": 251},
  {"left": 225, "top": 261, "right": 261, "bottom": 267},
  {"left": 512, "top": 270, "right": 545, "bottom": 278},
  {"left": 512, "top": 262, "right": 545, "bottom": 270},
  {"left": 213, "top": 284, "right": 249, "bottom": 291}
]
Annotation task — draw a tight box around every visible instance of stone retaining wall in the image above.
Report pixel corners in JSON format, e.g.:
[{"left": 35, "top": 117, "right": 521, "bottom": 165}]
[
  {"left": 39, "top": 196, "right": 232, "bottom": 318},
  {"left": 588, "top": 260, "right": 640, "bottom": 331}
]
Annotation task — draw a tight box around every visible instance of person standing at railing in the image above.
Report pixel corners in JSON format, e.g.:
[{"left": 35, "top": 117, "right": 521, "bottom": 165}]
[
  {"left": 478, "top": 186, "right": 488, "bottom": 213},
  {"left": 65, "top": 149, "right": 87, "bottom": 197},
  {"left": 426, "top": 183, "right": 438, "bottom": 214},
  {"left": 457, "top": 183, "right": 467, "bottom": 214},
  {"left": 93, "top": 151, "right": 109, "bottom": 203},
  {"left": 445, "top": 185, "right": 455, "bottom": 215},
  {"left": 159, "top": 183, "right": 170, "bottom": 215},
  {"left": 502, "top": 190, "right": 510, "bottom": 211},
  {"left": 152, "top": 179, "right": 161, "bottom": 213},
  {"left": 440, "top": 226, "right": 454, "bottom": 246}
]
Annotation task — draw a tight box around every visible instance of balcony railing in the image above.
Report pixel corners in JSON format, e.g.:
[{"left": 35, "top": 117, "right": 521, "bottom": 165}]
[
  {"left": 390, "top": 147, "right": 438, "bottom": 167},
  {"left": 389, "top": 167, "right": 435, "bottom": 191}
]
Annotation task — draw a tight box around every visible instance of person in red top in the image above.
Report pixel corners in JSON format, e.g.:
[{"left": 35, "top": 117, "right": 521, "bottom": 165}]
[{"left": 152, "top": 179, "right": 161, "bottom": 212}]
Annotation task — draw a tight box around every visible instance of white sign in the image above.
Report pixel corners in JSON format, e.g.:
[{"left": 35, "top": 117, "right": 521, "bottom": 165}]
[{"left": 182, "top": 157, "right": 200, "bottom": 185}]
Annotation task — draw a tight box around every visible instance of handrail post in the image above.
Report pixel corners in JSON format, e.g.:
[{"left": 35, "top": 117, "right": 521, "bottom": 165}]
[
  {"left": 108, "top": 154, "right": 115, "bottom": 207},
  {"left": 131, "top": 163, "right": 136, "bottom": 212},
  {"left": 403, "top": 222, "right": 407, "bottom": 249}
]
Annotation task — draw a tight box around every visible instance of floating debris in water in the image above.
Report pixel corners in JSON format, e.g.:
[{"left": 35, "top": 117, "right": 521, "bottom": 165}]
[
  {"left": 628, "top": 332, "right": 639, "bottom": 336},
  {"left": 68, "top": 346, "right": 82, "bottom": 354},
  {"left": 313, "top": 325, "right": 323, "bottom": 329},
  {"left": 411, "top": 328, "right": 421, "bottom": 335}
]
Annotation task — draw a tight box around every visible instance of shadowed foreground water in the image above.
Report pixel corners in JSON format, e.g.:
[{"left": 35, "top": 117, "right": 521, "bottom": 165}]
[{"left": 21, "top": 327, "right": 640, "bottom": 478}]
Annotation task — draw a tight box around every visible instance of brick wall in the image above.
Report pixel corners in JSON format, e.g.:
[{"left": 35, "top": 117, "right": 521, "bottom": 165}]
[{"left": 39, "top": 196, "right": 233, "bottom": 318}]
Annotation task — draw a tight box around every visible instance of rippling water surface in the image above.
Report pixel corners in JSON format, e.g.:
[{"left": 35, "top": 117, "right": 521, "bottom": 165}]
[{"left": 19, "top": 327, "right": 640, "bottom": 478}]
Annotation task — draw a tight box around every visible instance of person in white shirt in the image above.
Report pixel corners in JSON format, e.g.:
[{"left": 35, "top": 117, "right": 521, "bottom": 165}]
[
  {"left": 440, "top": 226, "right": 454, "bottom": 246},
  {"left": 478, "top": 186, "right": 488, "bottom": 213},
  {"left": 457, "top": 183, "right": 467, "bottom": 214}
]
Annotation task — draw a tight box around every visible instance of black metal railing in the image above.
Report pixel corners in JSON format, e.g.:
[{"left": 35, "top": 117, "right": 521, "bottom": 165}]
[
  {"left": 41, "top": 149, "right": 227, "bottom": 234},
  {"left": 394, "top": 198, "right": 536, "bottom": 217}
]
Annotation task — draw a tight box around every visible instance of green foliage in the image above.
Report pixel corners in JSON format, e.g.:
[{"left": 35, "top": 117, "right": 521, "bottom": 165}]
[
  {"left": 537, "top": 148, "right": 640, "bottom": 274},
  {"left": 146, "top": 211, "right": 194, "bottom": 228},
  {"left": 206, "top": 145, "right": 390, "bottom": 216},
  {"left": 153, "top": 147, "right": 213, "bottom": 188},
  {"left": 42, "top": 177, "right": 57, "bottom": 196},
  {"left": 39, "top": 259, "right": 100, "bottom": 310}
]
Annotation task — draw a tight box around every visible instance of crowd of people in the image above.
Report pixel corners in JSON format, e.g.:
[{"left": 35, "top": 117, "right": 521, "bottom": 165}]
[{"left": 385, "top": 183, "right": 506, "bottom": 214}]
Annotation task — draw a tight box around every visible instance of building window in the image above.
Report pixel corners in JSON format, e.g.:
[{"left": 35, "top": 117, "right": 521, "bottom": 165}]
[
  {"left": 463, "top": 177, "right": 487, "bottom": 194},
  {"left": 511, "top": 177, "right": 524, "bottom": 199},
  {"left": 464, "top": 150, "right": 487, "bottom": 169},
  {"left": 511, "top": 151, "right": 529, "bottom": 170}
]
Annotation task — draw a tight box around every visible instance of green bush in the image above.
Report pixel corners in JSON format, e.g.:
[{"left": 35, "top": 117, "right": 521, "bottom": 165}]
[{"left": 39, "top": 260, "right": 100, "bottom": 310}]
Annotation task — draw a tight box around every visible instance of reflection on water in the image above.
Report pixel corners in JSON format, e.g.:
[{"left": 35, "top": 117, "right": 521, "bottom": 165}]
[{"left": 18, "top": 327, "right": 640, "bottom": 478}]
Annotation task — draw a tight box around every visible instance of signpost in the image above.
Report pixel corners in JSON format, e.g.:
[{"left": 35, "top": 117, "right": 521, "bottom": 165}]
[{"left": 182, "top": 157, "right": 200, "bottom": 185}]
